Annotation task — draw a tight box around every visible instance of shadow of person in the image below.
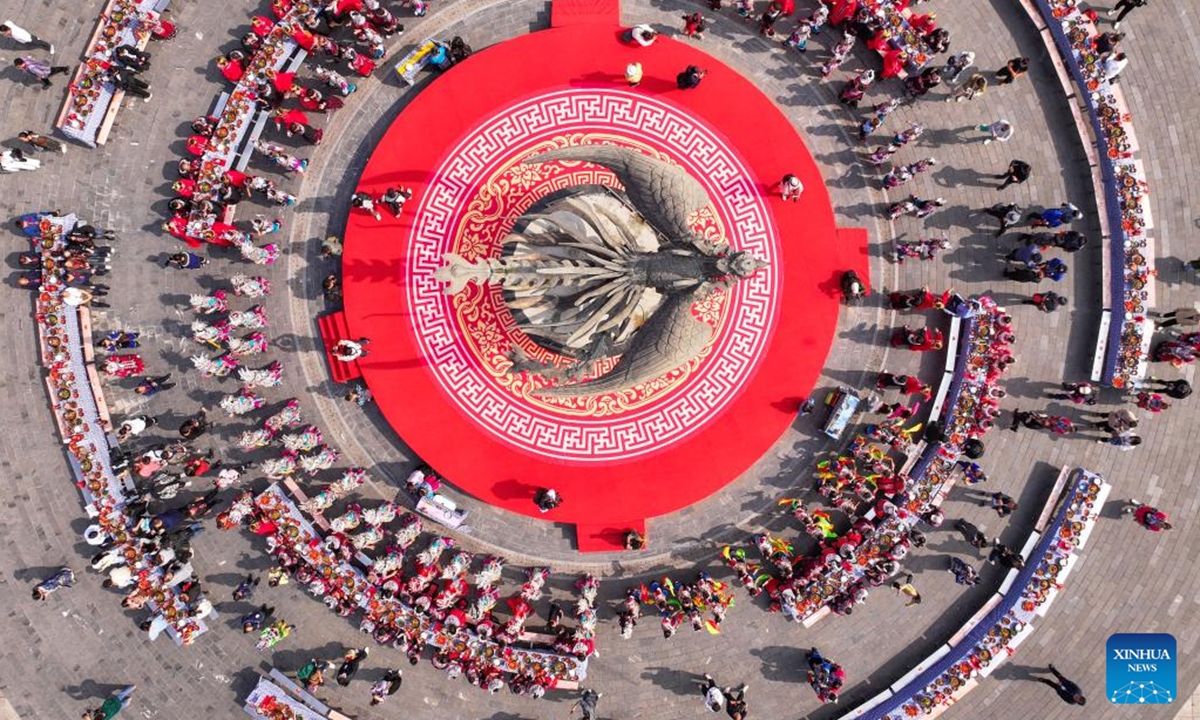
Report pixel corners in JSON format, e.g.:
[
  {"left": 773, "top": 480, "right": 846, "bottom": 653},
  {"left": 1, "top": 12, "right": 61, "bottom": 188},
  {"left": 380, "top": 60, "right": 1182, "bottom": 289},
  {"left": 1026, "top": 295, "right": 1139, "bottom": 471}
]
[
  {"left": 491, "top": 477, "right": 538, "bottom": 501},
  {"left": 750, "top": 645, "right": 805, "bottom": 683},
  {"left": 640, "top": 666, "right": 705, "bottom": 697},
  {"left": 817, "top": 269, "right": 845, "bottom": 299},
  {"left": 13, "top": 564, "right": 66, "bottom": 582},
  {"left": 62, "top": 680, "right": 127, "bottom": 701},
  {"left": 771, "top": 395, "right": 807, "bottom": 413}
]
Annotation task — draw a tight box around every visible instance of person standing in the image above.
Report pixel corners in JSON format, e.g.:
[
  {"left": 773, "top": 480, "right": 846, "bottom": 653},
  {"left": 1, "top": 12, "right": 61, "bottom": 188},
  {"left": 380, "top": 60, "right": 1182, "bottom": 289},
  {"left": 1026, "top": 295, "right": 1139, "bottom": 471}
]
[
  {"left": 725, "top": 683, "right": 749, "bottom": 719},
  {"left": 1101, "top": 52, "right": 1128, "bottom": 82},
  {"left": 344, "top": 383, "right": 373, "bottom": 406},
  {"left": 941, "top": 51, "right": 975, "bottom": 84},
  {"left": 1123, "top": 501, "right": 1172, "bottom": 531},
  {"left": 380, "top": 187, "right": 413, "bottom": 217},
  {"left": 570, "top": 689, "right": 601, "bottom": 719},
  {"left": 984, "top": 202, "right": 1022, "bottom": 236},
  {"left": 979, "top": 119, "right": 1014, "bottom": 144},
  {"left": 955, "top": 519, "right": 991, "bottom": 549},
  {"left": 297, "top": 658, "right": 331, "bottom": 693},
  {"left": 1094, "top": 31, "right": 1124, "bottom": 57},
  {"left": 18, "top": 130, "right": 66, "bottom": 153},
  {"left": 948, "top": 557, "right": 981, "bottom": 585},
  {"left": 784, "top": 22, "right": 812, "bottom": 52},
  {"left": 369, "top": 669, "right": 402, "bottom": 705},
  {"left": 320, "top": 234, "right": 343, "bottom": 258},
  {"left": 996, "top": 159, "right": 1031, "bottom": 190},
  {"left": 333, "top": 337, "right": 370, "bottom": 361},
  {"left": 337, "top": 647, "right": 369, "bottom": 685},
  {"left": 891, "top": 572, "right": 922, "bottom": 606},
  {"left": 109, "top": 68, "right": 152, "bottom": 101},
  {"left": 1154, "top": 306, "right": 1200, "bottom": 329},
  {"left": 12, "top": 56, "right": 68, "bottom": 88},
  {"left": 988, "top": 541, "right": 1025, "bottom": 569},
  {"left": 780, "top": 174, "right": 804, "bottom": 202},
  {"left": 698, "top": 674, "right": 726, "bottom": 712},
  {"left": 681, "top": 12, "right": 709, "bottom": 39},
  {"left": 83, "top": 685, "right": 136, "bottom": 720},
  {"left": 1029, "top": 202, "right": 1082, "bottom": 228},
  {"left": 534, "top": 487, "right": 562, "bottom": 513},
  {"left": 1136, "top": 392, "right": 1170, "bottom": 413},
  {"left": 625, "top": 61, "right": 643, "bottom": 87},
  {"left": 1096, "top": 432, "right": 1141, "bottom": 449},
  {"left": 236, "top": 604, "right": 272, "bottom": 633},
  {"left": 232, "top": 574, "right": 260, "bottom": 602},
  {"left": 350, "top": 191, "right": 382, "bottom": 221},
  {"left": 117, "top": 414, "right": 157, "bottom": 441},
  {"left": 1, "top": 21, "right": 54, "bottom": 53},
  {"left": 1035, "top": 665, "right": 1087, "bottom": 705},
  {"left": 995, "top": 56, "right": 1029, "bottom": 85},
  {"left": 624, "top": 529, "right": 646, "bottom": 550},
  {"left": 179, "top": 408, "right": 209, "bottom": 440},
  {"left": 134, "top": 374, "right": 175, "bottom": 396},
  {"left": 1024, "top": 291, "right": 1068, "bottom": 312},
  {"left": 32, "top": 566, "right": 75, "bottom": 600},
  {"left": 165, "top": 252, "right": 208, "bottom": 270},
  {"left": 1141, "top": 377, "right": 1191, "bottom": 400},
  {"left": 948, "top": 72, "right": 987, "bottom": 102},
  {"left": 1107, "top": 0, "right": 1147, "bottom": 30},
  {"left": 1053, "top": 381, "right": 1099, "bottom": 405},
  {"left": 985, "top": 491, "right": 1017, "bottom": 517},
  {"left": 677, "top": 65, "right": 707, "bottom": 90}
]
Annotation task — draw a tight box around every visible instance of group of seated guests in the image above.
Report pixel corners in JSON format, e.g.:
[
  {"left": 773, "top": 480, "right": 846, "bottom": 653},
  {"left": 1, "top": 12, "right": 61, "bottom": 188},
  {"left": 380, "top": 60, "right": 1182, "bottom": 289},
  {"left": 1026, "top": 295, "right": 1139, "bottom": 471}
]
[
  {"left": 216, "top": 0, "right": 406, "bottom": 86},
  {"left": 83, "top": 40, "right": 155, "bottom": 100},
  {"left": 13, "top": 211, "right": 115, "bottom": 300}
]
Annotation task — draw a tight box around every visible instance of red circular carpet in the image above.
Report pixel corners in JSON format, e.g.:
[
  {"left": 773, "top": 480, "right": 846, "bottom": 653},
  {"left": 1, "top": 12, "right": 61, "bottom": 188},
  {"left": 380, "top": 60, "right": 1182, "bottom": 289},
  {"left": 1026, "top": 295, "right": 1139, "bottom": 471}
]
[{"left": 342, "top": 1, "right": 867, "bottom": 550}]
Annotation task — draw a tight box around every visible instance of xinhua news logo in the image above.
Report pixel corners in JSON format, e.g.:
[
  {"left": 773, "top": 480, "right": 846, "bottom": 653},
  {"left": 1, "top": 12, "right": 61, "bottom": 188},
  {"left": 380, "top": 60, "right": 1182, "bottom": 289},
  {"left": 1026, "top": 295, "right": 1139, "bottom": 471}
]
[{"left": 1107, "top": 633, "right": 1176, "bottom": 704}]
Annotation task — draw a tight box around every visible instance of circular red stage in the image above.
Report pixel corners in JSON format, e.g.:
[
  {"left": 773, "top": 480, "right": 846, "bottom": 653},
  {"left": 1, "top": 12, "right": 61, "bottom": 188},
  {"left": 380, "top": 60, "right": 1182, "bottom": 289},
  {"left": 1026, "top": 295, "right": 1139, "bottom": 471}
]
[{"left": 342, "top": 14, "right": 861, "bottom": 545}]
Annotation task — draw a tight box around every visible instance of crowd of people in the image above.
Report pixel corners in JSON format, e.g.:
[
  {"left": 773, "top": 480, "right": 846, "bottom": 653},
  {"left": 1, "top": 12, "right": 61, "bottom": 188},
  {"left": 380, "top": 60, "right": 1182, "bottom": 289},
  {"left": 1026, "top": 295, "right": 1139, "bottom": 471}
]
[
  {"left": 7, "top": 0, "right": 1189, "bottom": 718},
  {"left": 12, "top": 0, "right": 603, "bottom": 714},
  {"left": 617, "top": 572, "right": 734, "bottom": 639},
  {"left": 235, "top": 484, "right": 597, "bottom": 696},
  {"left": 681, "top": 0, "right": 1178, "bottom": 713},
  {"left": 19, "top": 211, "right": 217, "bottom": 649}
]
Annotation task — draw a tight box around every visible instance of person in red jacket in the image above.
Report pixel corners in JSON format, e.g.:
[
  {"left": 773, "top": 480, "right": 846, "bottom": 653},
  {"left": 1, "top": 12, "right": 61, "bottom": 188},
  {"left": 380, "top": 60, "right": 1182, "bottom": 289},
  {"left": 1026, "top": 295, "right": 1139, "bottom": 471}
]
[
  {"left": 1124, "top": 501, "right": 1172, "bottom": 532},
  {"left": 343, "top": 47, "right": 376, "bottom": 76},
  {"left": 216, "top": 54, "right": 244, "bottom": 82}
]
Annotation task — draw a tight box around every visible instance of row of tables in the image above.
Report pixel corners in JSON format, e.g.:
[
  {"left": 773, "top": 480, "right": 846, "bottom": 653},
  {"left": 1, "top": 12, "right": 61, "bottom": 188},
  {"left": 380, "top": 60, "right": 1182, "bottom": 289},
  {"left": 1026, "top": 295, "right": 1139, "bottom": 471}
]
[
  {"left": 1018, "top": 0, "right": 1157, "bottom": 388},
  {"left": 797, "top": 298, "right": 1012, "bottom": 625},
  {"left": 30, "top": 213, "right": 207, "bottom": 645},
  {"left": 55, "top": 0, "right": 171, "bottom": 146},
  {"left": 253, "top": 483, "right": 588, "bottom": 690},
  {"left": 188, "top": 6, "right": 308, "bottom": 228},
  {"left": 842, "top": 468, "right": 1111, "bottom": 719}
]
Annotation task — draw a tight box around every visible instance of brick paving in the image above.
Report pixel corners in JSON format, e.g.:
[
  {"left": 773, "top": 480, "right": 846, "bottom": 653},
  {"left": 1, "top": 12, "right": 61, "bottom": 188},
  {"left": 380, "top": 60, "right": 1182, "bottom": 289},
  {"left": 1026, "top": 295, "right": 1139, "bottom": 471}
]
[{"left": 0, "top": 0, "right": 1197, "bottom": 719}]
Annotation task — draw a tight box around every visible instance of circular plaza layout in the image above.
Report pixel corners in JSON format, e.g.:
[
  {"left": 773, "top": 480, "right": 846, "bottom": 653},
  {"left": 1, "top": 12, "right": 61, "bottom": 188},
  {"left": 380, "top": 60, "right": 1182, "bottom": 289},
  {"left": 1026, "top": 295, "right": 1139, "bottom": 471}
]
[{"left": 0, "top": 0, "right": 1197, "bottom": 719}]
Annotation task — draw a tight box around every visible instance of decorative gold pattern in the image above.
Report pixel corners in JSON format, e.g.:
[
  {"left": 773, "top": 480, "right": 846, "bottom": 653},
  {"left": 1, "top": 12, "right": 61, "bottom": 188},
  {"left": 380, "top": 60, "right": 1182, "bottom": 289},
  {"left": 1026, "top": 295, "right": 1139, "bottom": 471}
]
[{"left": 448, "top": 134, "right": 730, "bottom": 417}]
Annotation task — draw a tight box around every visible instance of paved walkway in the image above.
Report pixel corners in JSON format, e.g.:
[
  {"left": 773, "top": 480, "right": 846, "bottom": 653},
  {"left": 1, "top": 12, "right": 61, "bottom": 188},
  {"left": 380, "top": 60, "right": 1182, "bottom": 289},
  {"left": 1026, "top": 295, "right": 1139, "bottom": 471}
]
[{"left": 0, "top": 0, "right": 1196, "bottom": 719}]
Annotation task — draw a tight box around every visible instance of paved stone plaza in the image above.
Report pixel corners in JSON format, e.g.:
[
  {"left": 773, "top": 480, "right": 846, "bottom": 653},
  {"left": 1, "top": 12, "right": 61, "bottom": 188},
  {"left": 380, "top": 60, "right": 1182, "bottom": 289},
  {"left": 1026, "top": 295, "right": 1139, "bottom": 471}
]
[{"left": 0, "top": 0, "right": 1197, "bottom": 719}]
